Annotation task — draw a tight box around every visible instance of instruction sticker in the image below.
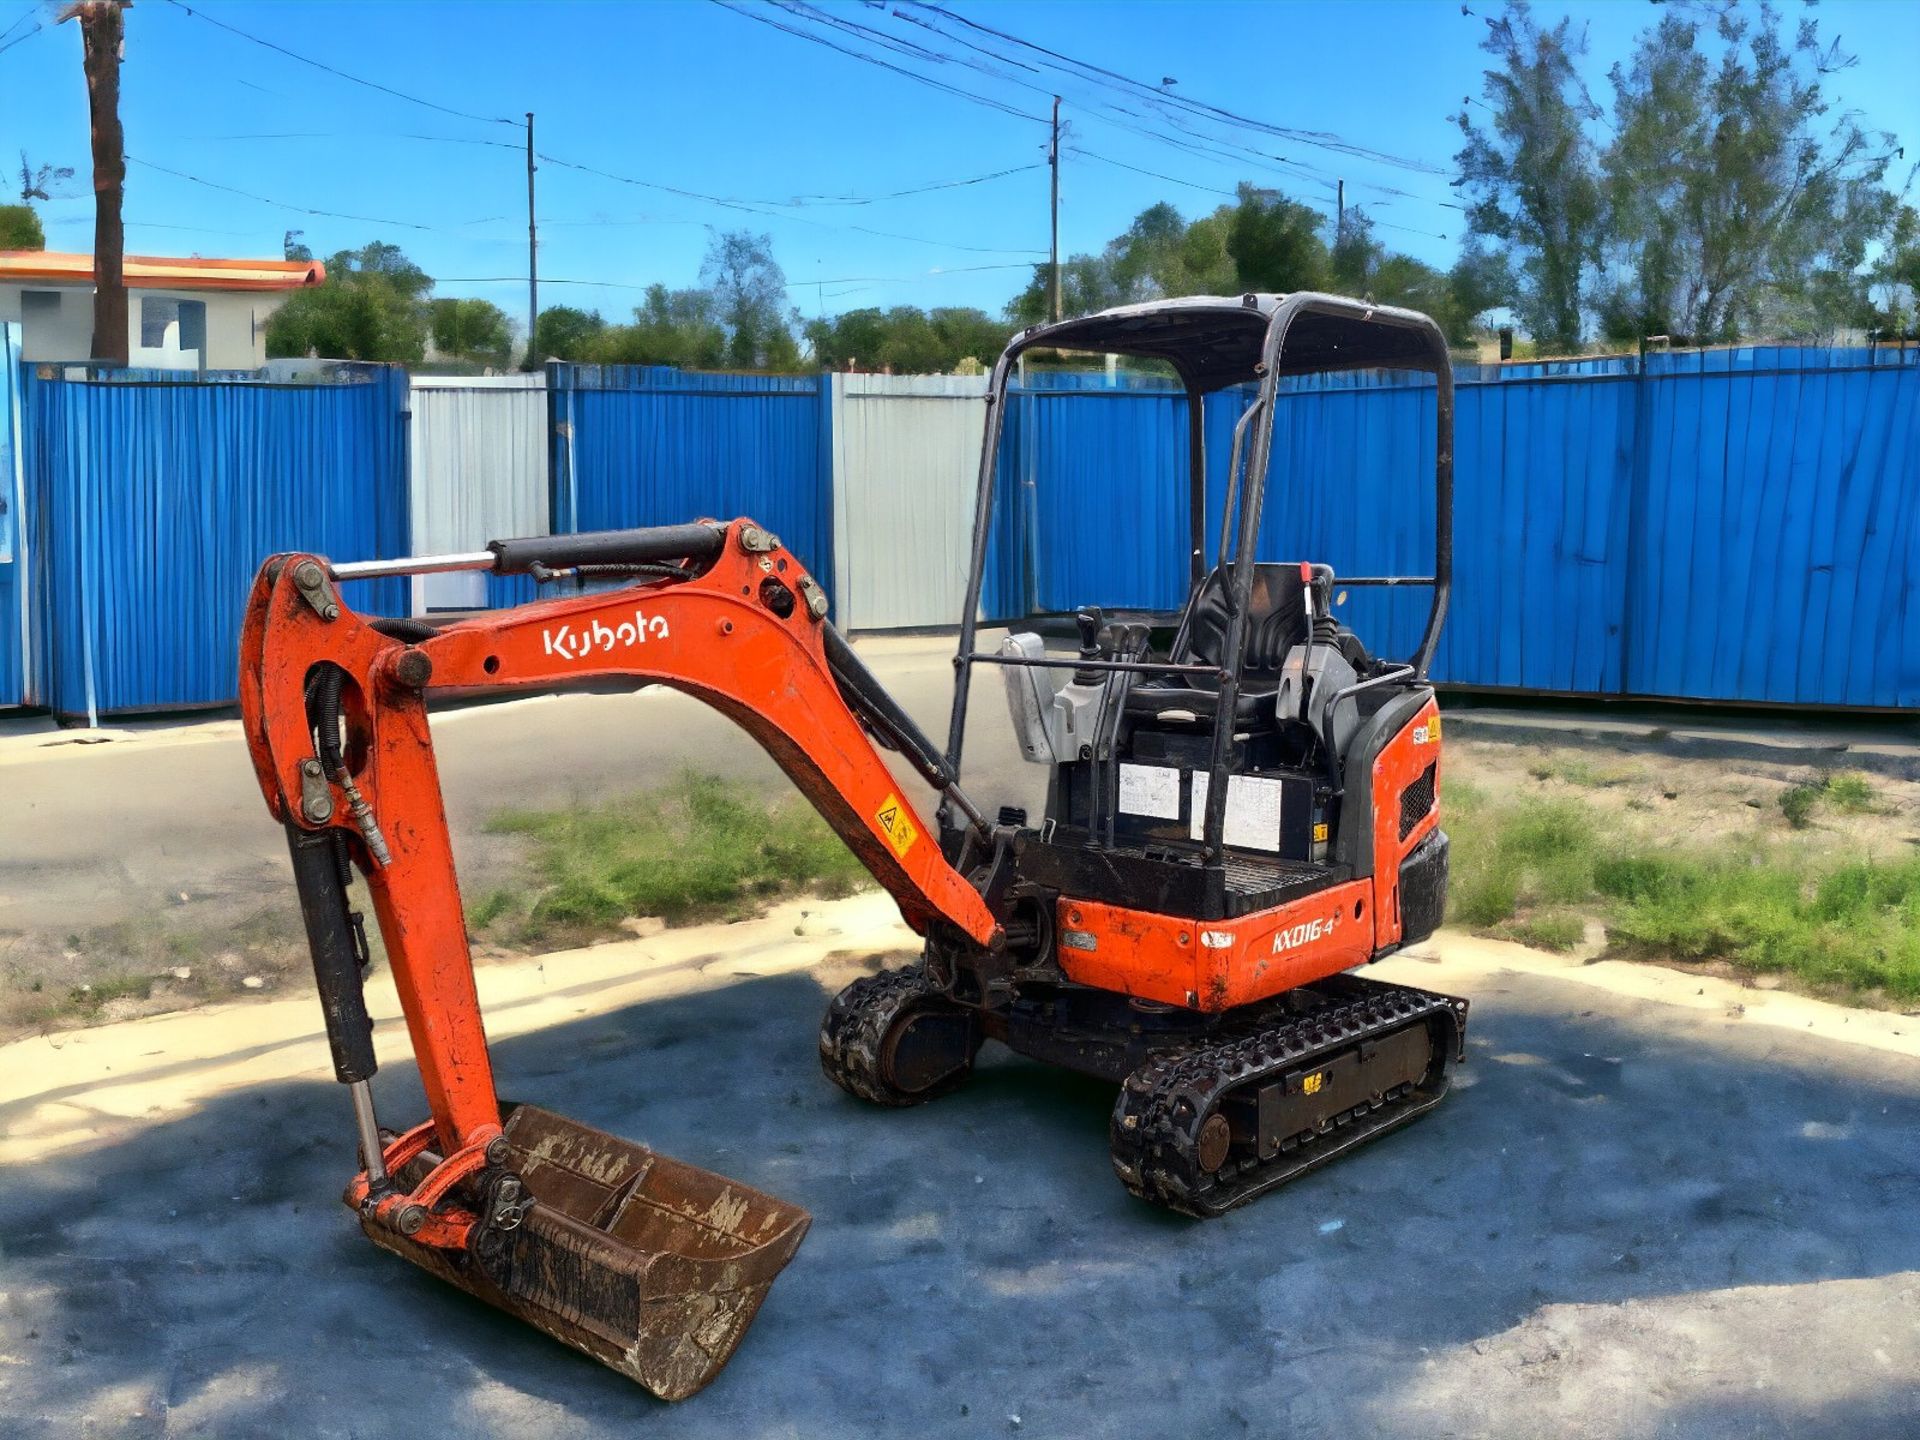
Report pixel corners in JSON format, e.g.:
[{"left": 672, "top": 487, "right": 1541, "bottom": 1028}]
[
  {"left": 1118, "top": 763, "right": 1180, "bottom": 819},
  {"left": 875, "top": 793, "right": 918, "bottom": 859},
  {"left": 1189, "top": 771, "right": 1285, "bottom": 852}
]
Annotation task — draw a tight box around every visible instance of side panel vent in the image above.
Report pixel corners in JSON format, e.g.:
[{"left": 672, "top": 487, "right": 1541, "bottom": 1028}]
[{"left": 1399, "top": 762, "right": 1437, "bottom": 841}]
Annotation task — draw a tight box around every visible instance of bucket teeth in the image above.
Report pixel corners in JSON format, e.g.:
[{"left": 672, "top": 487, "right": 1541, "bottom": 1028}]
[{"left": 358, "top": 1105, "right": 809, "bottom": 1401}]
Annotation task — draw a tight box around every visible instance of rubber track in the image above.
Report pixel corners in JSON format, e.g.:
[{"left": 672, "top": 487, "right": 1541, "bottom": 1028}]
[
  {"left": 1110, "top": 978, "right": 1467, "bottom": 1217},
  {"left": 819, "top": 966, "right": 970, "bottom": 1107}
]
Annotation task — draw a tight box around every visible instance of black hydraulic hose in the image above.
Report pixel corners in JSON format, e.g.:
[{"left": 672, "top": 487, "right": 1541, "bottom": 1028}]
[
  {"left": 311, "top": 664, "right": 346, "bottom": 775},
  {"left": 285, "top": 821, "right": 377, "bottom": 1085},
  {"left": 823, "top": 625, "right": 954, "bottom": 790}
]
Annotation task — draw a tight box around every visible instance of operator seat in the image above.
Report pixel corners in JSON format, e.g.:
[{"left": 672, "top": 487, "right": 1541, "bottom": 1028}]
[{"left": 1126, "top": 563, "right": 1310, "bottom": 720}]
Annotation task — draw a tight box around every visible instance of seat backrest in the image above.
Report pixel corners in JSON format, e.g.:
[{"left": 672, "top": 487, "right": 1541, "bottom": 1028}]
[{"left": 1174, "top": 563, "right": 1308, "bottom": 682}]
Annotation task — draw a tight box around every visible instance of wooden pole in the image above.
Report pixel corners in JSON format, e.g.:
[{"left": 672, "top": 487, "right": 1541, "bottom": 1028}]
[
  {"left": 1048, "top": 96, "right": 1061, "bottom": 323},
  {"left": 74, "top": 1, "right": 128, "bottom": 366},
  {"left": 523, "top": 111, "right": 538, "bottom": 371}
]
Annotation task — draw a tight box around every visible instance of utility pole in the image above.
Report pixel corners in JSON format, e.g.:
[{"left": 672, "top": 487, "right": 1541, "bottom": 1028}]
[
  {"left": 523, "top": 111, "right": 538, "bottom": 371},
  {"left": 1336, "top": 178, "right": 1345, "bottom": 237},
  {"left": 1048, "top": 95, "right": 1061, "bottom": 323},
  {"left": 69, "top": 1, "right": 128, "bottom": 366}
]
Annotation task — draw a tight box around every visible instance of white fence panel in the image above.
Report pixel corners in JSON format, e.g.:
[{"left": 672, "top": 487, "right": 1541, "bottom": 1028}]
[
  {"left": 408, "top": 375, "right": 547, "bottom": 611},
  {"left": 830, "top": 372, "right": 987, "bottom": 631}
]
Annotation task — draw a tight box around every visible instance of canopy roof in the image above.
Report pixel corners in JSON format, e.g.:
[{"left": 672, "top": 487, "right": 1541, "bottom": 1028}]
[{"left": 1015, "top": 293, "right": 1443, "bottom": 393}]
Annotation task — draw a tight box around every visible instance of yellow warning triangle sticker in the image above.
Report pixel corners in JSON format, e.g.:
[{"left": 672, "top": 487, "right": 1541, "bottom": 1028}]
[{"left": 875, "top": 793, "right": 916, "bottom": 858}]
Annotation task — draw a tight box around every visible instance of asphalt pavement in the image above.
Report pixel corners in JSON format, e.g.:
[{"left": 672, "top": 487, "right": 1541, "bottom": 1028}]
[{"left": 3, "top": 947, "right": 1918, "bottom": 1438}]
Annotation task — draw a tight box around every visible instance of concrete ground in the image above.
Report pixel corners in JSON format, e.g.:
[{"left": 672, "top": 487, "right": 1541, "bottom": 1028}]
[
  {"left": 4, "top": 634, "right": 1920, "bottom": 1436},
  {"left": 3, "top": 902, "right": 1918, "bottom": 1439}
]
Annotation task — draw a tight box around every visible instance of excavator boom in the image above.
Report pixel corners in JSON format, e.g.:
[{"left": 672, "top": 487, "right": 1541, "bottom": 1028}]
[{"left": 240, "top": 518, "right": 998, "bottom": 1399}]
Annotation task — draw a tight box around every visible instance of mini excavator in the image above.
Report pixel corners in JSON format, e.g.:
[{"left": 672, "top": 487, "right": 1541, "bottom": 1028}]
[{"left": 241, "top": 293, "right": 1466, "bottom": 1399}]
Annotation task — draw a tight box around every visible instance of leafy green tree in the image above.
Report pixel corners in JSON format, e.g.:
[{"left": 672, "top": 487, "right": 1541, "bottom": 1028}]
[
  {"left": 931, "top": 306, "right": 1011, "bottom": 368},
  {"left": 264, "top": 241, "right": 433, "bottom": 363},
  {"left": 586, "top": 285, "right": 727, "bottom": 368},
  {"left": 0, "top": 204, "right": 44, "bottom": 249},
  {"left": 1454, "top": 2, "right": 1605, "bottom": 352},
  {"left": 535, "top": 305, "right": 606, "bottom": 359},
  {"left": 1598, "top": 6, "right": 1898, "bottom": 343},
  {"left": 1225, "top": 184, "right": 1330, "bottom": 293},
  {"left": 1870, "top": 206, "right": 1919, "bottom": 337},
  {"left": 805, "top": 305, "right": 1009, "bottom": 372},
  {"left": 699, "top": 230, "right": 801, "bottom": 370},
  {"left": 428, "top": 297, "right": 513, "bottom": 366}
]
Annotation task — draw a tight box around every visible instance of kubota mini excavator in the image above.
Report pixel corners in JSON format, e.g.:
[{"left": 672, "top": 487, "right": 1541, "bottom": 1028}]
[{"left": 241, "top": 293, "right": 1465, "bottom": 1399}]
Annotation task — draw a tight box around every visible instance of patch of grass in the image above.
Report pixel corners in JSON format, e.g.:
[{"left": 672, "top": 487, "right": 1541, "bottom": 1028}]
[
  {"left": 1448, "top": 783, "right": 1920, "bottom": 1003},
  {"left": 1526, "top": 755, "right": 1630, "bottom": 789},
  {"left": 1501, "top": 911, "right": 1588, "bottom": 953},
  {"left": 1445, "top": 788, "right": 1607, "bottom": 928},
  {"left": 481, "top": 772, "right": 873, "bottom": 946},
  {"left": 1599, "top": 850, "right": 1920, "bottom": 1002},
  {"left": 55, "top": 972, "right": 153, "bottom": 1019},
  {"left": 1823, "top": 771, "right": 1877, "bottom": 814},
  {"left": 1779, "top": 784, "right": 1820, "bottom": 829}
]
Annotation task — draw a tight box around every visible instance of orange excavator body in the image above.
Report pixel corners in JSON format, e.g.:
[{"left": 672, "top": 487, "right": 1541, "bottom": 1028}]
[{"left": 241, "top": 292, "right": 1469, "bottom": 1399}]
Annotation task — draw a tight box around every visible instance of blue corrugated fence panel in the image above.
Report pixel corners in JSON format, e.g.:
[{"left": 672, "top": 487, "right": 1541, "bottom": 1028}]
[
  {"left": 987, "top": 346, "right": 1919, "bottom": 707},
  {"left": 1, "top": 329, "right": 25, "bottom": 706},
  {"left": 28, "top": 366, "right": 409, "bottom": 716},
  {"left": 549, "top": 364, "right": 833, "bottom": 590}
]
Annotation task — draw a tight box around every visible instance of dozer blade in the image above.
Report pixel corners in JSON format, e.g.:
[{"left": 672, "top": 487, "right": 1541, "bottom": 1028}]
[{"left": 367, "top": 1105, "right": 810, "bottom": 1401}]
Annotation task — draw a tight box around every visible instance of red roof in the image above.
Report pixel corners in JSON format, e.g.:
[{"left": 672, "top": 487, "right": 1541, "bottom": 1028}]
[{"left": 0, "top": 250, "right": 327, "bottom": 292}]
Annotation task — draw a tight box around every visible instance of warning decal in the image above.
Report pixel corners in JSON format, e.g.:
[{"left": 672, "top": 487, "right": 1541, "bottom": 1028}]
[{"left": 875, "top": 793, "right": 917, "bottom": 859}]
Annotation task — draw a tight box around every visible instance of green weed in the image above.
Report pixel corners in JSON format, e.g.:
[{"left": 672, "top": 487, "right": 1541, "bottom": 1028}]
[
  {"left": 1823, "top": 771, "right": 1877, "bottom": 814},
  {"left": 481, "top": 772, "right": 872, "bottom": 946},
  {"left": 1779, "top": 785, "right": 1820, "bottom": 829}
]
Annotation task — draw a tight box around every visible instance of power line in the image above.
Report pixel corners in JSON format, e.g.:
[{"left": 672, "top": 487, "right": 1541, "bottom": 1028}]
[
  {"left": 128, "top": 156, "right": 443, "bottom": 232},
  {"left": 708, "top": 0, "right": 1047, "bottom": 125},
  {"left": 1068, "top": 148, "right": 1451, "bottom": 243},
  {"left": 163, "top": 0, "right": 519, "bottom": 129},
  {"left": 725, "top": 0, "right": 1463, "bottom": 224},
  {"left": 906, "top": 2, "right": 1448, "bottom": 177}
]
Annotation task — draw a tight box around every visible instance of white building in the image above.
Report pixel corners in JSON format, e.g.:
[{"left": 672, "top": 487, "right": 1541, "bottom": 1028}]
[{"left": 0, "top": 250, "right": 326, "bottom": 369}]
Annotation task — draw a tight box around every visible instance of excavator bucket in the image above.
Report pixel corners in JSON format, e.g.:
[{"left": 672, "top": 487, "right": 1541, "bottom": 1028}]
[{"left": 373, "top": 1105, "right": 810, "bottom": 1401}]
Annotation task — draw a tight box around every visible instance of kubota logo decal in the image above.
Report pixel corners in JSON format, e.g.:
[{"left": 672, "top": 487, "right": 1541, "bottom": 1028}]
[
  {"left": 540, "top": 610, "right": 669, "bottom": 661},
  {"left": 1270, "top": 914, "right": 1338, "bottom": 954}
]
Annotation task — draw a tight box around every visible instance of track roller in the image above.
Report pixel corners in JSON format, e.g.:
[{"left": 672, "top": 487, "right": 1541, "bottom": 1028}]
[{"left": 820, "top": 966, "right": 982, "bottom": 1107}]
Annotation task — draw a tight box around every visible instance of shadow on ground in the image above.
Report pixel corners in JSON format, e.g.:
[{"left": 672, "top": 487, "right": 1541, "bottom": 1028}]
[{"left": 4, "top": 968, "right": 1919, "bottom": 1437}]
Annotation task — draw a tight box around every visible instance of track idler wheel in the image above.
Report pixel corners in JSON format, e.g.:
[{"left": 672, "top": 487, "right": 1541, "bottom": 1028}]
[{"left": 820, "top": 966, "right": 981, "bottom": 1107}]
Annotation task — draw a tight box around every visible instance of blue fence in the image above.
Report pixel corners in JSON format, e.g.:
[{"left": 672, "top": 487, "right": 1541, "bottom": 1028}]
[
  {"left": 549, "top": 364, "right": 833, "bottom": 594},
  {"left": 22, "top": 364, "right": 409, "bottom": 717},
  {"left": 4, "top": 344, "right": 1917, "bottom": 717},
  {"left": 993, "top": 347, "right": 1920, "bottom": 709},
  {"left": 0, "top": 325, "right": 28, "bottom": 707}
]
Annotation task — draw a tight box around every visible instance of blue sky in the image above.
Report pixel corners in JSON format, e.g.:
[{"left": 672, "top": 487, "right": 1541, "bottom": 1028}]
[{"left": 3, "top": 0, "right": 1915, "bottom": 328}]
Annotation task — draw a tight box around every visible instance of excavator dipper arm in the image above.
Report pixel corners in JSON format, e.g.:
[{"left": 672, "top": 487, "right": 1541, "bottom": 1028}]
[{"left": 237, "top": 519, "right": 999, "bottom": 1398}]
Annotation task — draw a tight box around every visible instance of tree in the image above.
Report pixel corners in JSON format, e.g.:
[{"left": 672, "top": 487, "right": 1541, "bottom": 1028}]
[
  {"left": 0, "top": 205, "right": 44, "bottom": 249},
  {"left": 428, "top": 297, "right": 513, "bottom": 366},
  {"left": 1225, "top": 184, "right": 1330, "bottom": 293},
  {"left": 283, "top": 230, "right": 313, "bottom": 263},
  {"left": 586, "top": 285, "right": 727, "bottom": 368},
  {"left": 265, "top": 241, "right": 433, "bottom": 362},
  {"left": 1869, "top": 206, "right": 1920, "bottom": 338},
  {"left": 804, "top": 305, "right": 1008, "bottom": 373},
  {"left": 535, "top": 305, "right": 606, "bottom": 359},
  {"left": 1454, "top": 3, "right": 1605, "bottom": 352},
  {"left": 699, "top": 230, "right": 800, "bottom": 369},
  {"left": 1598, "top": 6, "right": 1898, "bottom": 344}
]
